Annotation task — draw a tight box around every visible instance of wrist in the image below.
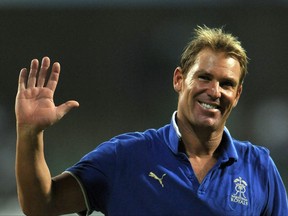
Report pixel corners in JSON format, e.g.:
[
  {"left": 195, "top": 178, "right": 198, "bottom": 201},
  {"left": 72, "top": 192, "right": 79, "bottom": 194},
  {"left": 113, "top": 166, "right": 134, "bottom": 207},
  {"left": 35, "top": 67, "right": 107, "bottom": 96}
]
[{"left": 16, "top": 123, "right": 44, "bottom": 138}]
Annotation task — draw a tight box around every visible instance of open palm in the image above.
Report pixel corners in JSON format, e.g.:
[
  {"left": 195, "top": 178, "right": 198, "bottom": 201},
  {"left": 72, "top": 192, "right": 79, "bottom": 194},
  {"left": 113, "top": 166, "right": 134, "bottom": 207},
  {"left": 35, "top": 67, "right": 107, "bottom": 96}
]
[{"left": 15, "top": 57, "right": 79, "bottom": 132}]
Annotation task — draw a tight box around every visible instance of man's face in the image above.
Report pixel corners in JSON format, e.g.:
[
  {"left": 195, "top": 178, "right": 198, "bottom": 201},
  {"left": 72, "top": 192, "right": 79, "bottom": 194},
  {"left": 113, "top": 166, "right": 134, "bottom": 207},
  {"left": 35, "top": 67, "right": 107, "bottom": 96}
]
[{"left": 174, "top": 48, "right": 242, "bottom": 132}]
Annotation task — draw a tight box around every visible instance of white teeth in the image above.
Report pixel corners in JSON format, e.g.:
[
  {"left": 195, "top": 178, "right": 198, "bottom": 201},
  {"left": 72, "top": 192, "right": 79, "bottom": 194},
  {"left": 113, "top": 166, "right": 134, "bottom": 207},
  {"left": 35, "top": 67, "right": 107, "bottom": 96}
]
[{"left": 200, "top": 103, "right": 218, "bottom": 110}]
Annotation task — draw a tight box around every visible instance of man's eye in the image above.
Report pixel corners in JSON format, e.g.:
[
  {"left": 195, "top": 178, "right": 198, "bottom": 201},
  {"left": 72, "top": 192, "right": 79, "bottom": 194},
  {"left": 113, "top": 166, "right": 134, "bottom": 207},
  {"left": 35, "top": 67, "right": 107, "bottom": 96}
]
[
  {"left": 221, "top": 81, "right": 235, "bottom": 88},
  {"left": 199, "top": 76, "right": 210, "bottom": 81}
]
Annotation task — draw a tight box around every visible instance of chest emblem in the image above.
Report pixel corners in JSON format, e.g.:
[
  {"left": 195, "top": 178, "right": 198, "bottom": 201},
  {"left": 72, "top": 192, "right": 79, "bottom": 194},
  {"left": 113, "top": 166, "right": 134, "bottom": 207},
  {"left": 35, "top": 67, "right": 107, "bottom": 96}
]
[
  {"left": 231, "top": 177, "right": 248, "bottom": 206},
  {"left": 149, "top": 172, "right": 166, "bottom": 188}
]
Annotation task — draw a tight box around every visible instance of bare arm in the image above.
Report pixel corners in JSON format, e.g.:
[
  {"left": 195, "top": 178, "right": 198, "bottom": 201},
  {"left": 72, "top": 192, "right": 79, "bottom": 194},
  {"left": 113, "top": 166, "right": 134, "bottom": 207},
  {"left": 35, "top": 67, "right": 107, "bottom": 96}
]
[{"left": 15, "top": 57, "right": 86, "bottom": 215}]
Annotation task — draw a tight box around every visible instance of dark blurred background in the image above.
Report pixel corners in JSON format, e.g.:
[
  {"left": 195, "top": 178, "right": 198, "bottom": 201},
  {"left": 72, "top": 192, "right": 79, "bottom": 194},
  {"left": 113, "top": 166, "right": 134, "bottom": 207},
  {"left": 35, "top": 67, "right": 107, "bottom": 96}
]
[{"left": 0, "top": 0, "right": 287, "bottom": 214}]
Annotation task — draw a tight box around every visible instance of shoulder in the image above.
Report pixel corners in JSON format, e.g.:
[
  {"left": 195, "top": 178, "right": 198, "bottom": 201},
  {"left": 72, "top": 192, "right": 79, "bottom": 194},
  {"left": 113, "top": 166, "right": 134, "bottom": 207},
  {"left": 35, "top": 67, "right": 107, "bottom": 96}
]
[
  {"left": 233, "top": 138, "right": 269, "bottom": 156},
  {"left": 81, "top": 125, "right": 171, "bottom": 163},
  {"left": 110, "top": 126, "right": 170, "bottom": 150},
  {"left": 232, "top": 138, "right": 271, "bottom": 167},
  {"left": 113, "top": 128, "right": 158, "bottom": 143},
  {"left": 96, "top": 125, "right": 169, "bottom": 152}
]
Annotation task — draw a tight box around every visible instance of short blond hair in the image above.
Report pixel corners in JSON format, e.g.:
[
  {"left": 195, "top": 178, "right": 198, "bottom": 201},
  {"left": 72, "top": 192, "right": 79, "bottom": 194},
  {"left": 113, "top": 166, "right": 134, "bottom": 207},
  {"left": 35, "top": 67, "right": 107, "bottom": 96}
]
[{"left": 180, "top": 26, "right": 248, "bottom": 84}]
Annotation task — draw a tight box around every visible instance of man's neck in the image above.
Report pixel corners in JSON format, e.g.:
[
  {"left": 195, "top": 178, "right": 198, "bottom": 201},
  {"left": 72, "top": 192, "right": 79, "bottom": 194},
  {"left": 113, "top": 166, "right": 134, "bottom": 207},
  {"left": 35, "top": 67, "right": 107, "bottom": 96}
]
[
  {"left": 177, "top": 119, "right": 224, "bottom": 157},
  {"left": 176, "top": 121, "right": 224, "bottom": 184}
]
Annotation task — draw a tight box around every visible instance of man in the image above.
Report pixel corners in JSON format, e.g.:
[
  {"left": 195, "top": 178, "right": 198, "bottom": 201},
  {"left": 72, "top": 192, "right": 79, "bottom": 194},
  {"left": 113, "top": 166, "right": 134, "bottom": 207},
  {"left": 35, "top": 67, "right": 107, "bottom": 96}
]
[{"left": 15, "top": 26, "right": 287, "bottom": 215}]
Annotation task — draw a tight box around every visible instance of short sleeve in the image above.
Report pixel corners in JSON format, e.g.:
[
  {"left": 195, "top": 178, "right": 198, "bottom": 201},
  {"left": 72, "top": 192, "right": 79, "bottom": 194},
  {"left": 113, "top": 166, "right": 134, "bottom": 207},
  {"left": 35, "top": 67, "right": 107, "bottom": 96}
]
[
  {"left": 262, "top": 156, "right": 288, "bottom": 215},
  {"left": 66, "top": 141, "right": 117, "bottom": 214}
]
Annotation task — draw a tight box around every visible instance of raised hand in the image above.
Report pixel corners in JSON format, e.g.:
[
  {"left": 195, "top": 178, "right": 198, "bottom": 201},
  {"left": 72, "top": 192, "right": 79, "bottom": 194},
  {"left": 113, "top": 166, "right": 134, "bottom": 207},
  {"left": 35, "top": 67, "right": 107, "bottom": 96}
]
[{"left": 15, "top": 57, "right": 79, "bottom": 132}]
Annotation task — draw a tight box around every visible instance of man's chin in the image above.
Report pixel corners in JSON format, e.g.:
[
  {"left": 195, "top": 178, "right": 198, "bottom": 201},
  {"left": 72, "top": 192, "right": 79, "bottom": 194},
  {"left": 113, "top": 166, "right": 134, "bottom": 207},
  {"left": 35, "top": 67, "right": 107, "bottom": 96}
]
[{"left": 195, "top": 118, "right": 223, "bottom": 131}]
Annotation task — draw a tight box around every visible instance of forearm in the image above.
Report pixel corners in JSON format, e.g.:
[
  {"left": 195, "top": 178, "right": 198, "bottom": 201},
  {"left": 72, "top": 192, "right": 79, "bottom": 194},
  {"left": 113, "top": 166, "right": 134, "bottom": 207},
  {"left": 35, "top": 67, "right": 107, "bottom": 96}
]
[{"left": 15, "top": 127, "right": 53, "bottom": 215}]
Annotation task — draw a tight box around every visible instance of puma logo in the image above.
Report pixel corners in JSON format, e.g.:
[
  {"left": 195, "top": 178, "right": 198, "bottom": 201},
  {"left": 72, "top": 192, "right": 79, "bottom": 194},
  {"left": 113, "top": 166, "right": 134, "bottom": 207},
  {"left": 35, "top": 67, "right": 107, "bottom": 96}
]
[{"left": 149, "top": 172, "right": 166, "bottom": 187}]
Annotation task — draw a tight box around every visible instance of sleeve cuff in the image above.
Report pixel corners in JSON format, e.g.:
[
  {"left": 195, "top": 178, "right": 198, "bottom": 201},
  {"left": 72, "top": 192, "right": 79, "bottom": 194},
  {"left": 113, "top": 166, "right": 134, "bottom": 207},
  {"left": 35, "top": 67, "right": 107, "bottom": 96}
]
[{"left": 63, "top": 171, "right": 93, "bottom": 216}]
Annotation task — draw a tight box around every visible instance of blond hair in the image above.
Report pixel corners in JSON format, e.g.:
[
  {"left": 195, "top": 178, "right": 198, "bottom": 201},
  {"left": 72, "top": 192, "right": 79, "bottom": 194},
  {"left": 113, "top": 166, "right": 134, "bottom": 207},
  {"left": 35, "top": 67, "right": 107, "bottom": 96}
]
[{"left": 180, "top": 26, "right": 248, "bottom": 84}]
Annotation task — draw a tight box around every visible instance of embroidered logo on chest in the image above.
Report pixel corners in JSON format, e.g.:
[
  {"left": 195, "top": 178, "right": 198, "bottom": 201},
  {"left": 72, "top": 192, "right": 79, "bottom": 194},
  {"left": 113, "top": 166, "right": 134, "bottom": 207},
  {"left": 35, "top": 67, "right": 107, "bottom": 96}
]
[{"left": 231, "top": 177, "right": 248, "bottom": 206}]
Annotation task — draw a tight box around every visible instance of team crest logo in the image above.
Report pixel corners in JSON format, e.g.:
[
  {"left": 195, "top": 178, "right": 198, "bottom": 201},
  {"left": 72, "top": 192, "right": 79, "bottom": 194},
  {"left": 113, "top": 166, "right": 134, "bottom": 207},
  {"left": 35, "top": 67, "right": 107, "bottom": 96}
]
[{"left": 231, "top": 177, "right": 248, "bottom": 206}]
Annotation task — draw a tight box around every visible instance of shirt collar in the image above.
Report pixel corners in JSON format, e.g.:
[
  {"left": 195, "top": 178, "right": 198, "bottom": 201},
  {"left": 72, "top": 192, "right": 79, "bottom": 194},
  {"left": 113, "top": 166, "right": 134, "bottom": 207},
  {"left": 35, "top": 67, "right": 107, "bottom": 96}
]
[
  {"left": 221, "top": 127, "right": 239, "bottom": 162},
  {"left": 166, "top": 111, "right": 181, "bottom": 154},
  {"left": 172, "top": 111, "right": 181, "bottom": 138},
  {"left": 168, "top": 111, "right": 238, "bottom": 162}
]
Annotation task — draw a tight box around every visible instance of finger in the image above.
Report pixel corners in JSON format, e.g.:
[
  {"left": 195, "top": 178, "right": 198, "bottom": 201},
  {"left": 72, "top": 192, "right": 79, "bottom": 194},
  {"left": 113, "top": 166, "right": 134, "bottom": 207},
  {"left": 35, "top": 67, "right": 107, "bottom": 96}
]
[
  {"left": 27, "top": 59, "right": 39, "bottom": 88},
  {"left": 46, "top": 62, "right": 60, "bottom": 92},
  {"left": 56, "top": 100, "right": 80, "bottom": 120},
  {"left": 37, "top": 57, "right": 50, "bottom": 87},
  {"left": 18, "top": 68, "right": 28, "bottom": 91}
]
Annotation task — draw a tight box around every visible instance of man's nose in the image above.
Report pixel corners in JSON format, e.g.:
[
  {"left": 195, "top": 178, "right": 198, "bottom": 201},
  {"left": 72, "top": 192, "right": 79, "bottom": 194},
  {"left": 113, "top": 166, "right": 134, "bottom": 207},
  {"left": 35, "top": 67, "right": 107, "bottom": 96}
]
[{"left": 207, "top": 81, "right": 221, "bottom": 99}]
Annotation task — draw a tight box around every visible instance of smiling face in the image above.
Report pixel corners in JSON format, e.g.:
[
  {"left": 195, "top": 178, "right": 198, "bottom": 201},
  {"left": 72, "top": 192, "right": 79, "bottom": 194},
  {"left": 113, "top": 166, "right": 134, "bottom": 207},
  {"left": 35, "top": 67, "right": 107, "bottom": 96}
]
[{"left": 174, "top": 48, "right": 242, "bottom": 133}]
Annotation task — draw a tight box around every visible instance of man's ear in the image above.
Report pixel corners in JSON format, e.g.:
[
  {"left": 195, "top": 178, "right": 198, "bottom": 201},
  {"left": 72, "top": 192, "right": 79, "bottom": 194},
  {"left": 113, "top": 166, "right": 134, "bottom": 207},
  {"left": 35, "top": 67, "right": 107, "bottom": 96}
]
[
  {"left": 173, "top": 67, "right": 184, "bottom": 93},
  {"left": 233, "top": 84, "right": 243, "bottom": 108}
]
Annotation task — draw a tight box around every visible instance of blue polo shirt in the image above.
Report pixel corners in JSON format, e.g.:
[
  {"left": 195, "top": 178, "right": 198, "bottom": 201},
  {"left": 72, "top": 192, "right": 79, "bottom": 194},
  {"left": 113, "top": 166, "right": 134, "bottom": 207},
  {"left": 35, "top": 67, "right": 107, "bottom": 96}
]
[{"left": 66, "top": 112, "right": 288, "bottom": 215}]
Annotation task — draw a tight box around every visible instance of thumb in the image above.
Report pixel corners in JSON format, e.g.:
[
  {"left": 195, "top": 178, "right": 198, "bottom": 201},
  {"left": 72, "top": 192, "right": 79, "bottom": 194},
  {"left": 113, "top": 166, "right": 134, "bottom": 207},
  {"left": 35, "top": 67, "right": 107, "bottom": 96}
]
[{"left": 56, "top": 100, "right": 80, "bottom": 120}]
